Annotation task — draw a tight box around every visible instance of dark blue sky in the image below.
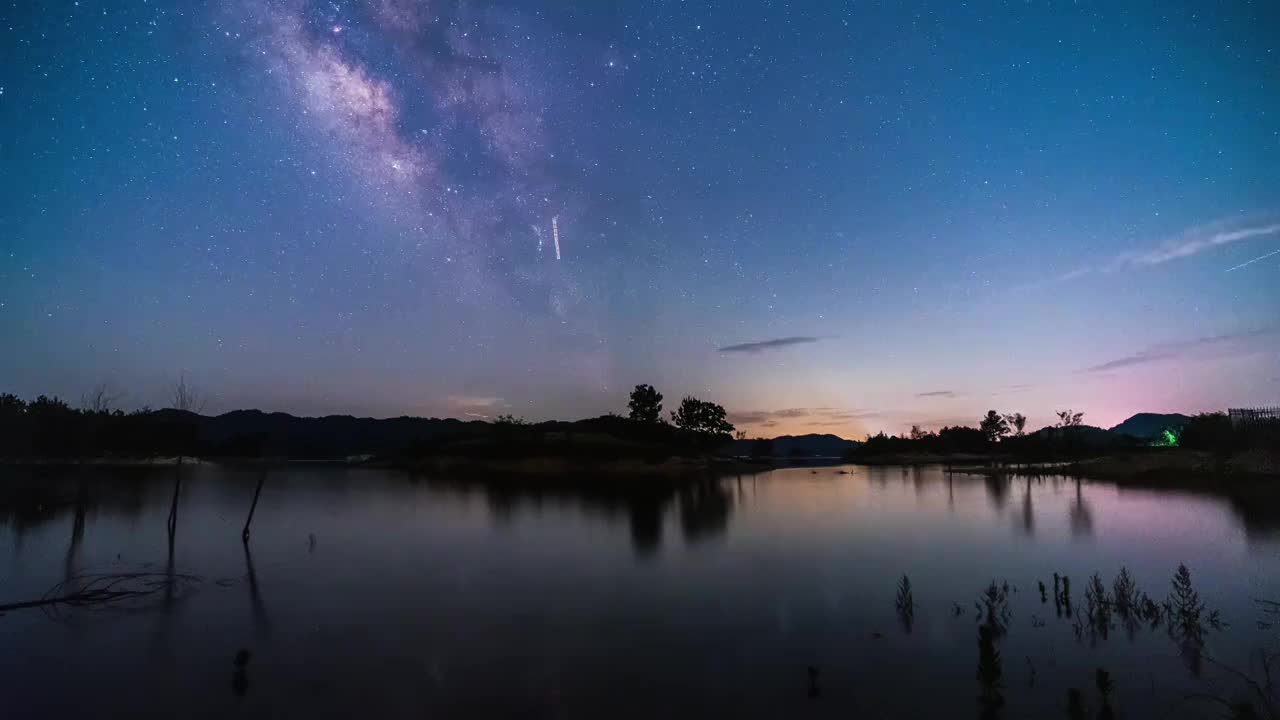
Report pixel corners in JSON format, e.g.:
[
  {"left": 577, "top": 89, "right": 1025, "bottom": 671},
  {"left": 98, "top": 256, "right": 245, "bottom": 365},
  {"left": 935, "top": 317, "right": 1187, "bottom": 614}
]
[{"left": 2, "top": 0, "right": 1278, "bottom": 435}]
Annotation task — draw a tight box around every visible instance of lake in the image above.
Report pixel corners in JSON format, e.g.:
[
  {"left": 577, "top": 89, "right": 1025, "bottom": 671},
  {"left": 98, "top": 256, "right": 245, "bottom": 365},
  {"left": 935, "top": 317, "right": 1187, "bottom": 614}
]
[{"left": 2, "top": 464, "right": 1278, "bottom": 718}]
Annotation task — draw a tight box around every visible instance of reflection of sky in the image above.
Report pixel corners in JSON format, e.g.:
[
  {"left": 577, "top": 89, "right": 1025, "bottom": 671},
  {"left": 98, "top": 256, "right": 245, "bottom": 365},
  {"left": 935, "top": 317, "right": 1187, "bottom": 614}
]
[
  {"left": 2, "top": 2, "right": 1278, "bottom": 436},
  {"left": 2, "top": 465, "right": 1278, "bottom": 717}
]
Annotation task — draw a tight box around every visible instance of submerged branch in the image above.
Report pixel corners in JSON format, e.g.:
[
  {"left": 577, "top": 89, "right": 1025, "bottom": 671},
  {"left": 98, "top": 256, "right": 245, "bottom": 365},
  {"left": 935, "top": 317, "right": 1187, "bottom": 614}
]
[{"left": 0, "top": 571, "right": 202, "bottom": 616}]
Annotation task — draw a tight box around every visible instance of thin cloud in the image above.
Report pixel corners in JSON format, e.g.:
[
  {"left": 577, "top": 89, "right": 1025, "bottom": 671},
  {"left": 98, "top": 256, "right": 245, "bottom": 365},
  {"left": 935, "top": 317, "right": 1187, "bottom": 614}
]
[
  {"left": 1080, "top": 328, "right": 1278, "bottom": 374},
  {"left": 1120, "top": 220, "right": 1280, "bottom": 267},
  {"left": 718, "top": 336, "right": 820, "bottom": 354},
  {"left": 916, "top": 390, "right": 958, "bottom": 398},
  {"left": 447, "top": 395, "right": 505, "bottom": 411},
  {"left": 729, "top": 407, "right": 879, "bottom": 426},
  {"left": 1033, "top": 217, "right": 1280, "bottom": 287}
]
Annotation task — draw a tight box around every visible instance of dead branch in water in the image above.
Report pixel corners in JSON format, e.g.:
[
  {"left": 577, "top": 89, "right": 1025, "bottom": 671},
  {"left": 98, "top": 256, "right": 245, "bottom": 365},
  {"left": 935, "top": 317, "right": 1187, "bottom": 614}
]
[{"left": 0, "top": 572, "right": 202, "bottom": 616}]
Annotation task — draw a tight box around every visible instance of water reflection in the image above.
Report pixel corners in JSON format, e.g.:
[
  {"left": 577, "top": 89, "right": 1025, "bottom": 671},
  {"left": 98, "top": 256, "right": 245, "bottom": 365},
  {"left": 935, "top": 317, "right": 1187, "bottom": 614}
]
[
  {"left": 1, "top": 464, "right": 1279, "bottom": 719},
  {"left": 1069, "top": 479, "right": 1094, "bottom": 538},
  {"left": 678, "top": 479, "right": 733, "bottom": 545},
  {"left": 1018, "top": 477, "right": 1035, "bottom": 537}
]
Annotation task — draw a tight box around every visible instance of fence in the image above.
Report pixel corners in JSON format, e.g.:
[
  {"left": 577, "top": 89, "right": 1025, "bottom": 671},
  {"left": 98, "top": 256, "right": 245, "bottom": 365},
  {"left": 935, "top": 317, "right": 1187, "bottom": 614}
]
[{"left": 1227, "top": 407, "right": 1280, "bottom": 427}]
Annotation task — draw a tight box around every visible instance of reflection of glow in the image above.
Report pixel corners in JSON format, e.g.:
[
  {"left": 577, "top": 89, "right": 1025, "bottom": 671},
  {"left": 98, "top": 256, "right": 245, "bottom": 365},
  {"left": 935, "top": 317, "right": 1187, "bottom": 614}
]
[{"left": 552, "top": 215, "right": 561, "bottom": 260}]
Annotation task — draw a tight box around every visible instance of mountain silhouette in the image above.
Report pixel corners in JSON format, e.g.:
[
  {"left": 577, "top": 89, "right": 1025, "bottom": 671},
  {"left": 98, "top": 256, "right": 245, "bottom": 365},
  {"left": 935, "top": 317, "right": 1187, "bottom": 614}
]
[
  {"left": 1108, "top": 413, "right": 1192, "bottom": 439},
  {"left": 726, "top": 433, "right": 861, "bottom": 458}
]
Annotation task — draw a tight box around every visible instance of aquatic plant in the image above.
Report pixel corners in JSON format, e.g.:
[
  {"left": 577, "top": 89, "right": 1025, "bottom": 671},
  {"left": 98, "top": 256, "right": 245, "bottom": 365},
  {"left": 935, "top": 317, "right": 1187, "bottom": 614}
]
[
  {"left": 1112, "top": 567, "right": 1137, "bottom": 616},
  {"left": 1095, "top": 668, "right": 1116, "bottom": 720},
  {"left": 976, "top": 623, "right": 1005, "bottom": 717},
  {"left": 1169, "top": 564, "right": 1205, "bottom": 639},
  {"left": 1084, "top": 573, "right": 1111, "bottom": 626},
  {"left": 1066, "top": 688, "right": 1087, "bottom": 720},
  {"left": 976, "top": 581, "right": 1012, "bottom": 636},
  {"left": 895, "top": 574, "right": 916, "bottom": 632}
]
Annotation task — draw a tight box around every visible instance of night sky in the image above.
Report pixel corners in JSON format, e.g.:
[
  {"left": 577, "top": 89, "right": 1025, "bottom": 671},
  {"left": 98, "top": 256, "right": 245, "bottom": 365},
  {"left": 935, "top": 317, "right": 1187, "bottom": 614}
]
[{"left": 2, "top": 1, "right": 1278, "bottom": 437}]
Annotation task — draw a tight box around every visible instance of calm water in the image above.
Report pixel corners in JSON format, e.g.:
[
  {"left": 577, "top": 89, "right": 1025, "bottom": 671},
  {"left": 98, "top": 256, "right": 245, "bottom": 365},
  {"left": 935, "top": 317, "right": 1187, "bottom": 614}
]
[{"left": 2, "top": 464, "right": 1278, "bottom": 719}]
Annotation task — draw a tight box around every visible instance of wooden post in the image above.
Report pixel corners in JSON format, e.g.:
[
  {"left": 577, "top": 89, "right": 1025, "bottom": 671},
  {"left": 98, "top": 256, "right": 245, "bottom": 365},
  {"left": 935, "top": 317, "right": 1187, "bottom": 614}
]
[{"left": 167, "top": 462, "right": 182, "bottom": 539}]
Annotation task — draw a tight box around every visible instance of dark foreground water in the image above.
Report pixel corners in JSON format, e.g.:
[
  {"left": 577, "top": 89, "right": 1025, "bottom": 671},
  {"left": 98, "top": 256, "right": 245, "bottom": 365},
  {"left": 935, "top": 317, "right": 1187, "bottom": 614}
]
[{"left": 2, "top": 464, "right": 1278, "bottom": 719}]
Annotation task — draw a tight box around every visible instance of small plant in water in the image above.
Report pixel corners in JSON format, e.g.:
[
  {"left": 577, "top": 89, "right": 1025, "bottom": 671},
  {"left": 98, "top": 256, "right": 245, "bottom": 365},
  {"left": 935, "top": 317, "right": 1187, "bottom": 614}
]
[
  {"left": 1095, "top": 668, "right": 1116, "bottom": 720},
  {"left": 1112, "top": 567, "right": 1137, "bottom": 617},
  {"left": 1085, "top": 573, "right": 1111, "bottom": 626},
  {"left": 895, "top": 574, "right": 916, "bottom": 632},
  {"left": 1169, "top": 564, "right": 1205, "bottom": 638},
  {"left": 976, "top": 581, "right": 1012, "bottom": 636},
  {"left": 976, "top": 623, "right": 1005, "bottom": 717},
  {"left": 1066, "top": 688, "right": 1087, "bottom": 720}
]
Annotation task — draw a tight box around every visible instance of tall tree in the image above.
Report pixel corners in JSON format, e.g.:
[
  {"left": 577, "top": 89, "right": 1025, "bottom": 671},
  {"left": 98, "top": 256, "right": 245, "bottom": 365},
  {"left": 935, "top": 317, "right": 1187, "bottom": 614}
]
[
  {"left": 627, "top": 384, "right": 664, "bottom": 424},
  {"left": 980, "top": 410, "right": 1010, "bottom": 443},
  {"left": 1056, "top": 410, "right": 1084, "bottom": 428},
  {"left": 169, "top": 374, "right": 205, "bottom": 414},
  {"left": 671, "top": 396, "right": 734, "bottom": 437},
  {"left": 1003, "top": 413, "right": 1027, "bottom": 437}
]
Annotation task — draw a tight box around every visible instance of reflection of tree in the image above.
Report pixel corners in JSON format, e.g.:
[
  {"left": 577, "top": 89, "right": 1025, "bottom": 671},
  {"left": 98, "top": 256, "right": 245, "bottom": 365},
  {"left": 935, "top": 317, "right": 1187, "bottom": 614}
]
[
  {"left": 983, "top": 475, "right": 1010, "bottom": 512},
  {"left": 243, "top": 540, "right": 270, "bottom": 633},
  {"left": 165, "top": 472, "right": 180, "bottom": 609},
  {"left": 1018, "top": 478, "right": 1034, "bottom": 537},
  {"left": 628, "top": 498, "right": 664, "bottom": 557},
  {"left": 679, "top": 480, "right": 733, "bottom": 545},
  {"left": 485, "top": 490, "right": 517, "bottom": 526},
  {"left": 1069, "top": 479, "right": 1093, "bottom": 538},
  {"left": 64, "top": 481, "right": 88, "bottom": 580}
]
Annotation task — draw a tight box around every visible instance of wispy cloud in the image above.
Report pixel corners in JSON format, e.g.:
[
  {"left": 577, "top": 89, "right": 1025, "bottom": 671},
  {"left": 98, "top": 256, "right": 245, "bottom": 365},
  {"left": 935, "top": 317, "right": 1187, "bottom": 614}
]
[
  {"left": 729, "top": 407, "right": 880, "bottom": 427},
  {"left": 1117, "top": 220, "right": 1280, "bottom": 268},
  {"left": 1035, "top": 217, "right": 1280, "bottom": 287},
  {"left": 916, "top": 390, "right": 958, "bottom": 398},
  {"left": 718, "top": 336, "right": 821, "bottom": 354},
  {"left": 1080, "top": 328, "right": 1278, "bottom": 374},
  {"left": 447, "top": 395, "right": 505, "bottom": 411}
]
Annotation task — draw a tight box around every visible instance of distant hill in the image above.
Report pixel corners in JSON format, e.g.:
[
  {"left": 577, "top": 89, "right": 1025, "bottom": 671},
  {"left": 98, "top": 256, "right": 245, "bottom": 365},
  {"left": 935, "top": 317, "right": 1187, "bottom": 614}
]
[
  {"left": 1108, "top": 413, "right": 1192, "bottom": 439},
  {"left": 726, "top": 433, "right": 861, "bottom": 458}
]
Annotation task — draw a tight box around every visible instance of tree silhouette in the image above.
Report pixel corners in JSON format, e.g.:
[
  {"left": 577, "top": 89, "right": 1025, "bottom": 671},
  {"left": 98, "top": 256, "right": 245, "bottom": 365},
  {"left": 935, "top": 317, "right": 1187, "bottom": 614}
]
[
  {"left": 81, "top": 383, "right": 120, "bottom": 414},
  {"left": 627, "top": 384, "right": 664, "bottom": 424},
  {"left": 169, "top": 374, "right": 205, "bottom": 413},
  {"left": 670, "top": 396, "right": 734, "bottom": 437},
  {"left": 980, "top": 410, "right": 1010, "bottom": 443},
  {"left": 1002, "top": 412, "right": 1027, "bottom": 437},
  {"left": 1056, "top": 409, "right": 1084, "bottom": 428}
]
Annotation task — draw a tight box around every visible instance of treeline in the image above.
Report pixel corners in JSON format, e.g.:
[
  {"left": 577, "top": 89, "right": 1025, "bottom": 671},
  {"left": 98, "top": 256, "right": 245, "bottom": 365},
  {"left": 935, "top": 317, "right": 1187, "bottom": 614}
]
[
  {"left": 852, "top": 409, "right": 1115, "bottom": 460},
  {"left": 0, "top": 383, "right": 737, "bottom": 462},
  {"left": 0, "top": 395, "right": 203, "bottom": 459},
  {"left": 851, "top": 408, "right": 1279, "bottom": 461}
]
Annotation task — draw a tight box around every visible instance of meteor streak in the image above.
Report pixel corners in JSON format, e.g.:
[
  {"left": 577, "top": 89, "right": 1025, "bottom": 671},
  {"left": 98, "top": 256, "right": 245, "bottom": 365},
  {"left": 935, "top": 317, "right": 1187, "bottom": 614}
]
[
  {"left": 1226, "top": 247, "right": 1280, "bottom": 272},
  {"left": 552, "top": 215, "right": 562, "bottom": 260}
]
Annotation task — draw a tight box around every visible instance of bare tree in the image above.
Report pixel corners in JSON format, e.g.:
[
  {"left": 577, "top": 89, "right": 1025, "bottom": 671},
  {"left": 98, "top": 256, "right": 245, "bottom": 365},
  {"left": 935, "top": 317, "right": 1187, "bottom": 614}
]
[
  {"left": 81, "top": 383, "right": 120, "bottom": 414},
  {"left": 168, "top": 374, "right": 206, "bottom": 414},
  {"left": 1003, "top": 413, "right": 1027, "bottom": 436}
]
